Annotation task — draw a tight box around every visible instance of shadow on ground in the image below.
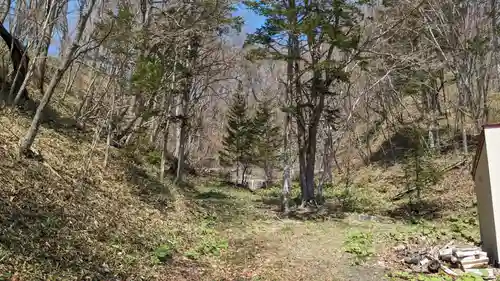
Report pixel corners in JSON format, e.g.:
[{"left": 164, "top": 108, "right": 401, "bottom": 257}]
[
  {"left": 439, "top": 132, "right": 479, "bottom": 155},
  {"left": 252, "top": 184, "right": 448, "bottom": 224},
  {"left": 384, "top": 200, "right": 444, "bottom": 221},
  {"left": 0, "top": 144, "right": 208, "bottom": 280},
  {"left": 0, "top": 81, "right": 91, "bottom": 145},
  {"left": 369, "top": 126, "right": 429, "bottom": 166},
  {"left": 369, "top": 126, "right": 478, "bottom": 167},
  {"left": 22, "top": 98, "right": 89, "bottom": 139},
  {"left": 193, "top": 190, "right": 264, "bottom": 224},
  {"left": 195, "top": 190, "right": 231, "bottom": 200},
  {"left": 0, "top": 159, "right": 134, "bottom": 279},
  {"left": 254, "top": 192, "right": 348, "bottom": 221},
  {"left": 126, "top": 163, "right": 176, "bottom": 213}
]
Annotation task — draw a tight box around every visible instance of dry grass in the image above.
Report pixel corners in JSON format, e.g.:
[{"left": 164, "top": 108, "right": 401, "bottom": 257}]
[
  {"left": 0, "top": 103, "right": 372, "bottom": 280},
  {"left": 0, "top": 108, "right": 228, "bottom": 280}
]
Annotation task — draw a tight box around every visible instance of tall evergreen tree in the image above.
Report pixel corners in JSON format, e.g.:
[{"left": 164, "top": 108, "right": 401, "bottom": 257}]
[
  {"left": 244, "top": 0, "right": 365, "bottom": 206},
  {"left": 220, "top": 88, "right": 255, "bottom": 185},
  {"left": 253, "top": 100, "right": 282, "bottom": 186}
]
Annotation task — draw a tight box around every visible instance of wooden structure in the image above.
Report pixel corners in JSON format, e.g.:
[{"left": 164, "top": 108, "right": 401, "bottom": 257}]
[{"left": 472, "top": 124, "right": 500, "bottom": 266}]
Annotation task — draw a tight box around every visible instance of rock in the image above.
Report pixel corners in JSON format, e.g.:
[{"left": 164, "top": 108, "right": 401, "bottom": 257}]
[{"left": 404, "top": 256, "right": 421, "bottom": 265}]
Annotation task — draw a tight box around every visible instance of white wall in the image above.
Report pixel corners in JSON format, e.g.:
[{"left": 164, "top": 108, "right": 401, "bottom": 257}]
[
  {"left": 475, "top": 137, "right": 497, "bottom": 263},
  {"left": 477, "top": 127, "right": 500, "bottom": 265}
]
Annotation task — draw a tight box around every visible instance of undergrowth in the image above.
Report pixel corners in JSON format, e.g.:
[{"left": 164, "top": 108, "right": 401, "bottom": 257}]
[{"left": 343, "top": 230, "right": 375, "bottom": 265}]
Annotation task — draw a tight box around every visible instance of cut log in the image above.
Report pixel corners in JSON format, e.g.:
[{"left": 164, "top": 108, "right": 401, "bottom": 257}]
[
  {"left": 440, "top": 254, "right": 458, "bottom": 263},
  {"left": 439, "top": 248, "right": 453, "bottom": 257},
  {"left": 461, "top": 261, "right": 489, "bottom": 269}
]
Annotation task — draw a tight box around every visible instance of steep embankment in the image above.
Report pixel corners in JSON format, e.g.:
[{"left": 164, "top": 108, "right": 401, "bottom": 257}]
[{"left": 0, "top": 107, "right": 217, "bottom": 280}]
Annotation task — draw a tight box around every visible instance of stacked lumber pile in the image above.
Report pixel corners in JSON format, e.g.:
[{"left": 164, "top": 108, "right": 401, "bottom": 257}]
[
  {"left": 439, "top": 245, "right": 489, "bottom": 270},
  {"left": 398, "top": 241, "right": 497, "bottom": 279}
]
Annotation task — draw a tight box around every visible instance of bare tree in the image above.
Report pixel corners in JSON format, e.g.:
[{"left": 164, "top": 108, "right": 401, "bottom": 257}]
[{"left": 19, "top": 0, "right": 102, "bottom": 155}]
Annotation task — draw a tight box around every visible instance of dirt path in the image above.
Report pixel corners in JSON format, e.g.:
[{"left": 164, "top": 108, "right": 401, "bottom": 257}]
[
  {"left": 191, "top": 186, "right": 392, "bottom": 281},
  {"left": 219, "top": 217, "right": 388, "bottom": 281}
]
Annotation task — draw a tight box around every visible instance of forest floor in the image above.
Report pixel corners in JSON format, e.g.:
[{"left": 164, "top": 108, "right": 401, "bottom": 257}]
[{"left": 0, "top": 89, "right": 481, "bottom": 280}]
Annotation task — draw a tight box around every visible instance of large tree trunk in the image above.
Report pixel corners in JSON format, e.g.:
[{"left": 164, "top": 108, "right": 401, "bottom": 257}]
[
  {"left": 0, "top": 23, "right": 29, "bottom": 103},
  {"left": 318, "top": 125, "right": 333, "bottom": 202},
  {"left": 175, "top": 109, "right": 187, "bottom": 183},
  {"left": 160, "top": 48, "right": 176, "bottom": 182},
  {"left": 175, "top": 35, "right": 199, "bottom": 183},
  {"left": 160, "top": 118, "right": 171, "bottom": 183},
  {"left": 303, "top": 124, "right": 318, "bottom": 204},
  {"left": 298, "top": 75, "right": 325, "bottom": 206},
  {"left": 263, "top": 160, "right": 273, "bottom": 186},
  {"left": 297, "top": 127, "right": 307, "bottom": 203},
  {"left": 281, "top": 59, "right": 291, "bottom": 211}
]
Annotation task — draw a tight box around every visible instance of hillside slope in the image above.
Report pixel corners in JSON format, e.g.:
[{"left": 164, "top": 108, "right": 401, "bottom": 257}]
[{"left": 0, "top": 109, "right": 204, "bottom": 280}]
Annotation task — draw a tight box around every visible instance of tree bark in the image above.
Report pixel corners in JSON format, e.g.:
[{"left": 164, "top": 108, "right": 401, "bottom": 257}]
[
  {"left": 318, "top": 125, "right": 333, "bottom": 202},
  {"left": 175, "top": 35, "right": 199, "bottom": 184},
  {"left": 0, "top": 23, "right": 29, "bottom": 104},
  {"left": 36, "top": 0, "right": 61, "bottom": 95},
  {"left": 175, "top": 105, "right": 187, "bottom": 183},
  {"left": 303, "top": 122, "right": 319, "bottom": 204},
  {"left": 160, "top": 48, "right": 176, "bottom": 183},
  {"left": 104, "top": 87, "right": 115, "bottom": 168},
  {"left": 61, "top": 62, "right": 81, "bottom": 101},
  {"left": 13, "top": 0, "right": 58, "bottom": 105},
  {"left": 160, "top": 118, "right": 171, "bottom": 183}
]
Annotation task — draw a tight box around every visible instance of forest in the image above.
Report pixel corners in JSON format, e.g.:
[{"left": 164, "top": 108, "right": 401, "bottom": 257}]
[{"left": 0, "top": 0, "right": 495, "bottom": 280}]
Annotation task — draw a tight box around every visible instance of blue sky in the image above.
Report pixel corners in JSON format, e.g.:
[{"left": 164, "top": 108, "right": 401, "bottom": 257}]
[{"left": 234, "top": 4, "right": 266, "bottom": 35}]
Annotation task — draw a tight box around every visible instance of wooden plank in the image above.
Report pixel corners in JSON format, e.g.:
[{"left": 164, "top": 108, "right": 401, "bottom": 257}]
[
  {"left": 461, "top": 259, "right": 489, "bottom": 269},
  {"left": 455, "top": 250, "right": 488, "bottom": 258},
  {"left": 460, "top": 256, "right": 489, "bottom": 264},
  {"left": 440, "top": 265, "right": 459, "bottom": 277},
  {"left": 453, "top": 246, "right": 481, "bottom": 253},
  {"left": 439, "top": 248, "right": 453, "bottom": 258}
]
